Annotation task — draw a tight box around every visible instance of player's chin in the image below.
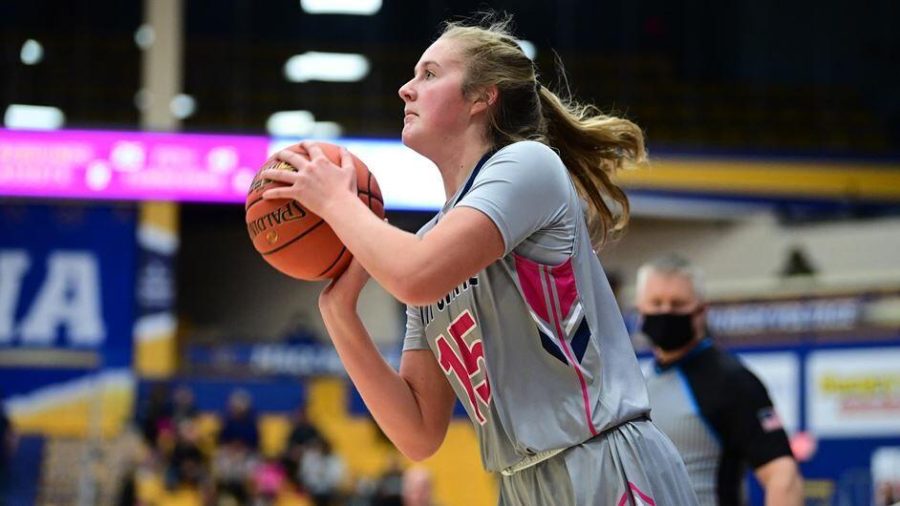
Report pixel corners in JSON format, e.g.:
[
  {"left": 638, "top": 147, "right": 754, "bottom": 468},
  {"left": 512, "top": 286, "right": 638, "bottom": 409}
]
[{"left": 400, "top": 127, "right": 420, "bottom": 150}]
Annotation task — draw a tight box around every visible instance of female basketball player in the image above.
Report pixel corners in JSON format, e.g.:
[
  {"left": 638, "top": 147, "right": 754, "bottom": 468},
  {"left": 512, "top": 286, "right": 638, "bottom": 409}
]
[{"left": 261, "top": 14, "right": 698, "bottom": 505}]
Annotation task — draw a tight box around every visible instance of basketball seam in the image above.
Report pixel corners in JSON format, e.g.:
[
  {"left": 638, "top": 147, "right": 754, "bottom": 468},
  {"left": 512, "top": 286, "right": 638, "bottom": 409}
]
[
  {"left": 318, "top": 246, "right": 348, "bottom": 278},
  {"left": 260, "top": 218, "right": 326, "bottom": 256},
  {"left": 358, "top": 190, "right": 384, "bottom": 204}
]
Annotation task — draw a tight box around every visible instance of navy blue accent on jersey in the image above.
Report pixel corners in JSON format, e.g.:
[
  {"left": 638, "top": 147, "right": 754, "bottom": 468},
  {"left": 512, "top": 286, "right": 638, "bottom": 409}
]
[
  {"left": 452, "top": 149, "right": 498, "bottom": 207},
  {"left": 538, "top": 328, "right": 568, "bottom": 364},
  {"left": 571, "top": 318, "right": 591, "bottom": 363}
]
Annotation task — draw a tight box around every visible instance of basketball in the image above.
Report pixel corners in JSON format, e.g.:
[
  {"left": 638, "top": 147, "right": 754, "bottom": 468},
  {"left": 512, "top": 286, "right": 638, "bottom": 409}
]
[{"left": 245, "top": 142, "right": 385, "bottom": 280}]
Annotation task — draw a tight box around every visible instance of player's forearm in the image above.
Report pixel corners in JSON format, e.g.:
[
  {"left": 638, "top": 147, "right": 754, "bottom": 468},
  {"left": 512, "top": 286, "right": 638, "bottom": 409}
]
[
  {"left": 319, "top": 195, "right": 441, "bottom": 305},
  {"left": 319, "top": 303, "right": 444, "bottom": 459}
]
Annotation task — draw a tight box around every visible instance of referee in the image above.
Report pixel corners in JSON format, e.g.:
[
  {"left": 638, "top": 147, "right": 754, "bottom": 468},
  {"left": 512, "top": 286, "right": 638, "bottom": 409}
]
[{"left": 634, "top": 255, "right": 803, "bottom": 506}]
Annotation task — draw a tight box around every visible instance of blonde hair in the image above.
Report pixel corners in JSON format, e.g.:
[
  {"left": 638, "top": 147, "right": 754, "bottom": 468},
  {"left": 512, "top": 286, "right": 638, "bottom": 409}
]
[{"left": 440, "top": 14, "right": 647, "bottom": 248}]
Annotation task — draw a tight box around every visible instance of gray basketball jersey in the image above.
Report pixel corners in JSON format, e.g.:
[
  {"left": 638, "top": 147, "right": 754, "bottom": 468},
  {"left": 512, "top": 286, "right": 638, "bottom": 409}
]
[{"left": 403, "top": 141, "right": 650, "bottom": 473}]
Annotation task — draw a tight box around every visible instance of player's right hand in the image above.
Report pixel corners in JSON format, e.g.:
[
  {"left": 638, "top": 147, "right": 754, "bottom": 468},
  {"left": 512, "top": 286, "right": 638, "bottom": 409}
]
[{"left": 319, "top": 257, "right": 370, "bottom": 313}]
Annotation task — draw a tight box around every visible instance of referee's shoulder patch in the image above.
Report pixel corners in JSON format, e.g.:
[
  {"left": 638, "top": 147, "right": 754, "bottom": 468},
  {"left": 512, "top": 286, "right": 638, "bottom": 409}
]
[{"left": 757, "top": 406, "right": 784, "bottom": 432}]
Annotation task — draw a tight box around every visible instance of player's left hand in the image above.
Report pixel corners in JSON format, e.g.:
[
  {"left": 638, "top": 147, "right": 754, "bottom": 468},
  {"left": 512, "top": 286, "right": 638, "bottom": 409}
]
[{"left": 260, "top": 141, "right": 357, "bottom": 219}]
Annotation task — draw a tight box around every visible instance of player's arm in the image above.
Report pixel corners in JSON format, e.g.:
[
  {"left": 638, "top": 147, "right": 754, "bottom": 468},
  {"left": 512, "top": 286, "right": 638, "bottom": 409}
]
[
  {"left": 261, "top": 144, "right": 506, "bottom": 306},
  {"left": 326, "top": 204, "right": 503, "bottom": 306},
  {"left": 318, "top": 259, "right": 457, "bottom": 460},
  {"left": 755, "top": 456, "right": 803, "bottom": 506}
]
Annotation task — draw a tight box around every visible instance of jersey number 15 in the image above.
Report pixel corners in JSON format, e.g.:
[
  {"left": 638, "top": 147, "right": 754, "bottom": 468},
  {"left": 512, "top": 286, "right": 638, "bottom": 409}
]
[{"left": 436, "top": 310, "right": 492, "bottom": 425}]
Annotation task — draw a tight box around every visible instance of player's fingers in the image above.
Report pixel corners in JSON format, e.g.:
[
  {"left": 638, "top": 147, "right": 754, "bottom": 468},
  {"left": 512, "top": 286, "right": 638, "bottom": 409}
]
[
  {"left": 261, "top": 187, "right": 296, "bottom": 200},
  {"left": 339, "top": 148, "right": 355, "bottom": 171},
  {"left": 275, "top": 149, "right": 308, "bottom": 168},
  {"left": 302, "top": 142, "right": 328, "bottom": 163},
  {"left": 259, "top": 168, "right": 296, "bottom": 183}
]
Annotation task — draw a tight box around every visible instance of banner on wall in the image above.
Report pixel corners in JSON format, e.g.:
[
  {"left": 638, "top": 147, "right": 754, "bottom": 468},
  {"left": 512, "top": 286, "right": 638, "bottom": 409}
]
[
  {"left": 627, "top": 291, "right": 900, "bottom": 349},
  {"left": 808, "top": 347, "right": 900, "bottom": 437},
  {"left": 706, "top": 293, "right": 900, "bottom": 344},
  {"left": 0, "top": 203, "right": 137, "bottom": 435}
]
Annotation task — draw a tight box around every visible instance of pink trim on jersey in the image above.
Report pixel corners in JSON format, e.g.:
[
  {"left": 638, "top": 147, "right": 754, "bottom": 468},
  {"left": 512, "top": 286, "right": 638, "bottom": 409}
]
[
  {"left": 550, "top": 259, "right": 578, "bottom": 319},
  {"left": 616, "top": 482, "right": 656, "bottom": 506},
  {"left": 540, "top": 265, "right": 598, "bottom": 437},
  {"left": 514, "top": 255, "right": 551, "bottom": 323},
  {"left": 514, "top": 254, "right": 598, "bottom": 437}
]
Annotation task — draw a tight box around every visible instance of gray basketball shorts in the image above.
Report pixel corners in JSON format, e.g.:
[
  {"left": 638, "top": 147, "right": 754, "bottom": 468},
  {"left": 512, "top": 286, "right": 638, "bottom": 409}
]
[{"left": 498, "top": 419, "right": 699, "bottom": 505}]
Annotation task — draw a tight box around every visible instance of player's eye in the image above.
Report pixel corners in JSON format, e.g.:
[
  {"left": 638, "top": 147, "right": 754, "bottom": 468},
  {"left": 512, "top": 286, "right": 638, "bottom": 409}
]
[{"left": 424, "top": 70, "right": 436, "bottom": 79}]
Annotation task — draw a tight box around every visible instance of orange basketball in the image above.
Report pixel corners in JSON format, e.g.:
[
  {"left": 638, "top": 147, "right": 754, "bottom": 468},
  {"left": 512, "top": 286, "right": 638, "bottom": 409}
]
[{"left": 245, "top": 142, "right": 384, "bottom": 280}]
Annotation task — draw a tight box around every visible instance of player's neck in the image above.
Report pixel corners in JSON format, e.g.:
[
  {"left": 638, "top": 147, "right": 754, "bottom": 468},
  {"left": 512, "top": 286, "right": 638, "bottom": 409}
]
[{"left": 434, "top": 133, "right": 493, "bottom": 200}]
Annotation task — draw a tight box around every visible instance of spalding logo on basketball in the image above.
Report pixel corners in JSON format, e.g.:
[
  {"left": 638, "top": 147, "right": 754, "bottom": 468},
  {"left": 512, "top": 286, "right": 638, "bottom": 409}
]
[{"left": 245, "top": 142, "right": 385, "bottom": 280}]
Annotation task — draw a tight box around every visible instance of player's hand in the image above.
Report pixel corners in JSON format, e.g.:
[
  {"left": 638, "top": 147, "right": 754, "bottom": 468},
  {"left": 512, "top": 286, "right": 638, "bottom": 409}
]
[
  {"left": 260, "top": 141, "right": 357, "bottom": 219},
  {"left": 319, "top": 257, "right": 370, "bottom": 313}
]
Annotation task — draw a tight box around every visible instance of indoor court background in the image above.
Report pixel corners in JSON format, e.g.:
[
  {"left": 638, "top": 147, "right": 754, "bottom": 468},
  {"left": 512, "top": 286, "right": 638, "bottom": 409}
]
[{"left": 1, "top": 1, "right": 899, "bottom": 505}]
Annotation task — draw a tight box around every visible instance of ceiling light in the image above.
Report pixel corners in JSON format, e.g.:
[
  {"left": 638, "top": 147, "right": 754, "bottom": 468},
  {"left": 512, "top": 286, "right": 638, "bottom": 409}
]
[
  {"left": 267, "top": 110, "right": 315, "bottom": 137},
  {"left": 4, "top": 104, "right": 64, "bottom": 130},
  {"left": 517, "top": 40, "right": 537, "bottom": 60},
  {"left": 300, "top": 0, "right": 381, "bottom": 15},
  {"left": 169, "top": 94, "right": 196, "bottom": 119},
  {"left": 284, "top": 52, "right": 370, "bottom": 82},
  {"left": 134, "top": 24, "right": 156, "bottom": 49},
  {"left": 20, "top": 39, "right": 43, "bottom": 65}
]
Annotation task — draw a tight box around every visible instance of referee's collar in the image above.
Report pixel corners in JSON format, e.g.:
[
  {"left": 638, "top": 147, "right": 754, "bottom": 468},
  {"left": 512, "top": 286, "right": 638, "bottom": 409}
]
[{"left": 654, "top": 338, "right": 713, "bottom": 373}]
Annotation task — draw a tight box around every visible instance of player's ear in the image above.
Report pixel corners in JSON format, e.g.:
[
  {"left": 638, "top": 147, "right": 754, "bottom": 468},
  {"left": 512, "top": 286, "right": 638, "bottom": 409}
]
[{"left": 471, "top": 85, "right": 498, "bottom": 116}]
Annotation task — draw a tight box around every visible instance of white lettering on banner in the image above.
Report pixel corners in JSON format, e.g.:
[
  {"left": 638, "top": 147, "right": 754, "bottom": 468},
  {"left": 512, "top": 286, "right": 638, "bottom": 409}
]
[
  {"left": 0, "top": 250, "right": 31, "bottom": 343},
  {"left": 0, "top": 250, "right": 106, "bottom": 346}
]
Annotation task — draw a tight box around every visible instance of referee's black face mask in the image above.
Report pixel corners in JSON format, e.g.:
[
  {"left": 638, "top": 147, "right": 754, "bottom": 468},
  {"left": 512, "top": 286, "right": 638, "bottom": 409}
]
[{"left": 640, "top": 311, "right": 698, "bottom": 351}]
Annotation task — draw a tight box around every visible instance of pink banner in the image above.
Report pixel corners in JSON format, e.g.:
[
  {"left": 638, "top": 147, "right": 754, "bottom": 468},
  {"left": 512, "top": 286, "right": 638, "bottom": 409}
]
[{"left": 0, "top": 128, "right": 271, "bottom": 203}]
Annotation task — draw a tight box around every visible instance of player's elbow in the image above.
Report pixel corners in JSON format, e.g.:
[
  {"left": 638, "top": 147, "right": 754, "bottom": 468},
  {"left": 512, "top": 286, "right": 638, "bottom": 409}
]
[
  {"left": 395, "top": 435, "right": 443, "bottom": 462},
  {"left": 392, "top": 274, "right": 450, "bottom": 307},
  {"left": 399, "top": 443, "right": 439, "bottom": 462}
]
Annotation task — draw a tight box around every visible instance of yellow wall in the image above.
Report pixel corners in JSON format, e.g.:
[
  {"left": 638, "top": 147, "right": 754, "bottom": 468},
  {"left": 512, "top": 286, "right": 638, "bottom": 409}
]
[{"left": 12, "top": 377, "right": 134, "bottom": 438}]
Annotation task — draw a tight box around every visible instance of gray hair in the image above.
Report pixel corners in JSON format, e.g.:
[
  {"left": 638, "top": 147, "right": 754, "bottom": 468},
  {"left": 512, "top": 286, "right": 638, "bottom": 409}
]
[{"left": 635, "top": 254, "right": 706, "bottom": 301}]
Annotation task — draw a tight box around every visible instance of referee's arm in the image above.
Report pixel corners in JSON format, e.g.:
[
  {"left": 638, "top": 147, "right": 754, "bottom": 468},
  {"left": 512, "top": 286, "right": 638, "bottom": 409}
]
[
  {"left": 724, "top": 368, "right": 804, "bottom": 506},
  {"left": 755, "top": 456, "right": 803, "bottom": 506}
]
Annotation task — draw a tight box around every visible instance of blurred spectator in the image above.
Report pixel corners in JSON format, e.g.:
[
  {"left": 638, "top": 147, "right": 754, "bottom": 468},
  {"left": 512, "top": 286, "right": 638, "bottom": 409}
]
[
  {"left": 172, "top": 386, "right": 199, "bottom": 427},
  {"left": 215, "top": 389, "right": 261, "bottom": 504},
  {"left": 401, "top": 467, "right": 435, "bottom": 506},
  {"left": 634, "top": 254, "right": 803, "bottom": 505},
  {"left": 252, "top": 457, "right": 287, "bottom": 504},
  {"left": 219, "top": 389, "right": 260, "bottom": 450},
  {"left": 213, "top": 439, "right": 259, "bottom": 505},
  {"left": 300, "top": 438, "right": 345, "bottom": 506},
  {"left": 167, "top": 418, "right": 209, "bottom": 493},
  {"left": 282, "top": 405, "right": 323, "bottom": 497},
  {"left": 136, "top": 382, "right": 174, "bottom": 448},
  {"left": 287, "top": 406, "right": 322, "bottom": 451},
  {"left": 371, "top": 455, "right": 404, "bottom": 506}
]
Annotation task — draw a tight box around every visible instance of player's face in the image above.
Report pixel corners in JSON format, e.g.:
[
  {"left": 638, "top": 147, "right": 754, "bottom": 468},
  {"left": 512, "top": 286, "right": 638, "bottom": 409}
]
[
  {"left": 398, "top": 37, "right": 475, "bottom": 156},
  {"left": 636, "top": 271, "right": 706, "bottom": 337}
]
